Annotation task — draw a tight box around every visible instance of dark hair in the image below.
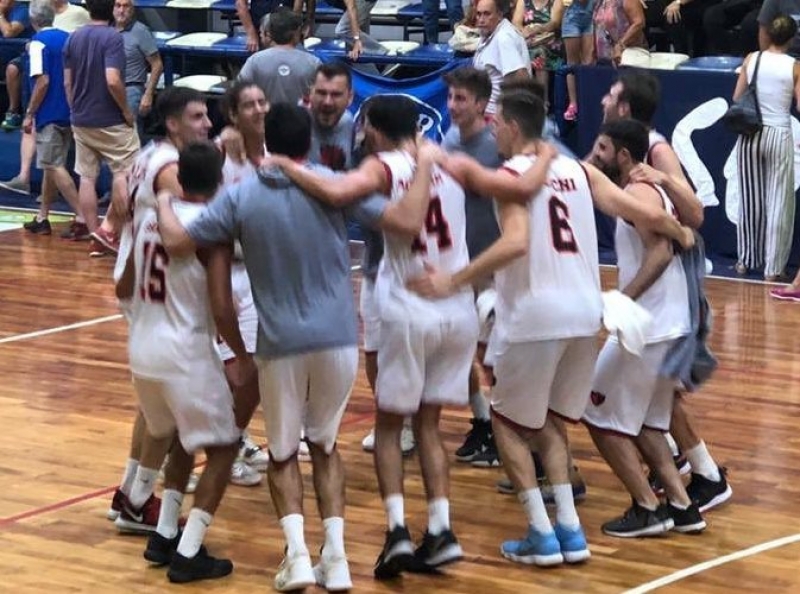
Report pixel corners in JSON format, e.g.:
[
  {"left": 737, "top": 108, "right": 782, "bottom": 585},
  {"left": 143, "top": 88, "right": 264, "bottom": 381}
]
[
  {"left": 315, "top": 62, "right": 352, "bottom": 90},
  {"left": 153, "top": 87, "right": 205, "bottom": 135},
  {"left": 222, "top": 80, "right": 264, "bottom": 123},
  {"left": 599, "top": 119, "right": 649, "bottom": 163},
  {"left": 265, "top": 103, "right": 311, "bottom": 158},
  {"left": 443, "top": 66, "right": 492, "bottom": 103},
  {"left": 500, "top": 77, "right": 546, "bottom": 103},
  {"left": 178, "top": 142, "right": 223, "bottom": 196},
  {"left": 269, "top": 7, "right": 303, "bottom": 45},
  {"left": 365, "top": 95, "right": 419, "bottom": 142},
  {"left": 498, "top": 90, "right": 545, "bottom": 139},
  {"left": 617, "top": 69, "right": 660, "bottom": 125},
  {"left": 768, "top": 15, "right": 798, "bottom": 47},
  {"left": 86, "top": 0, "right": 114, "bottom": 22},
  {"left": 480, "top": 0, "right": 511, "bottom": 17}
]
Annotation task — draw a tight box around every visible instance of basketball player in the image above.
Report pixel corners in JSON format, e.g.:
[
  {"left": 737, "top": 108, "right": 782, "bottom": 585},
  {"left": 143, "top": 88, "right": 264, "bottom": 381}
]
[
  {"left": 153, "top": 102, "right": 442, "bottom": 592},
  {"left": 602, "top": 70, "right": 731, "bottom": 512},
  {"left": 407, "top": 92, "right": 696, "bottom": 564},
  {"left": 117, "top": 141, "right": 246, "bottom": 582},
  {"left": 109, "top": 87, "right": 213, "bottom": 533},
  {"left": 584, "top": 118, "right": 706, "bottom": 537}
]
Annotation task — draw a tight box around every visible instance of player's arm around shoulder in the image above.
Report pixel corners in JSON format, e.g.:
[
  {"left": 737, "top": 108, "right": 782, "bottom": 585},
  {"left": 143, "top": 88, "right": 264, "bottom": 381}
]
[
  {"left": 155, "top": 192, "right": 197, "bottom": 258},
  {"left": 620, "top": 183, "right": 674, "bottom": 301},
  {"left": 642, "top": 144, "right": 703, "bottom": 229},
  {"left": 379, "top": 144, "right": 439, "bottom": 237}
]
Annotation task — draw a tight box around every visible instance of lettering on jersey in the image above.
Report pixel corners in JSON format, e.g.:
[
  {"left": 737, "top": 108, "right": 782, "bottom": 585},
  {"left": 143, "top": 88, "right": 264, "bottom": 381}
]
[
  {"left": 319, "top": 144, "right": 347, "bottom": 172},
  {"left": 547, "top": 178, "right": 577, "bottom": 194},
  {"left": 410, "top": 196, "right": 452, "bottom": 254},
  {"left": 548, "top": 195, "right": 578, "bottom": 254},
  {"left": 145, "top": 220, "right": 159, "bottom": 234},
  {"left": 397, "top": 170, "right": 444, "bottom": 193}
]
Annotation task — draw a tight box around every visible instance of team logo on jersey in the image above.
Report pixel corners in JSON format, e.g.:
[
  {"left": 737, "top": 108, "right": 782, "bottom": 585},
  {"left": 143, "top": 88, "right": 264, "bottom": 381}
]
[
  {"left": 590, "top": 391, "right": 606, "bottom": 406},
  {"left": 352, "top": 93, "right": 446, "bottom": 142}
]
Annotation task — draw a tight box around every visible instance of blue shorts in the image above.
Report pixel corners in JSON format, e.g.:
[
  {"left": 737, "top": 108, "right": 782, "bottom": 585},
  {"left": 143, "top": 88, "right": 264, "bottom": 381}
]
[{"left": 561, "top": 1, "right": 594, "bottom": 38}]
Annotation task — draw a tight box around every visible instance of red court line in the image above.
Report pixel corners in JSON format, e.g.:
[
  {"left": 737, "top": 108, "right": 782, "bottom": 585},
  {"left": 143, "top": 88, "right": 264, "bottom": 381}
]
[{"left": 0, "top": 410, "right": 377, "bottom": 529}]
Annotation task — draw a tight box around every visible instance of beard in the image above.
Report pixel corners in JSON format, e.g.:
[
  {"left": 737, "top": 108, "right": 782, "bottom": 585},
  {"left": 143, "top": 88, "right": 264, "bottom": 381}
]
[{"left": 594, "top": 159, "right": 621, "bottom": 185}]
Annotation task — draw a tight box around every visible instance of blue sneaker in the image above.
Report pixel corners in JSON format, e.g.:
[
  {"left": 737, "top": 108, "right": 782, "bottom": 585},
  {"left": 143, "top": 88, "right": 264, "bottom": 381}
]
[
  {"left": 500, "top": 527, "right": 563, "bottom": 566},
  {"left": 554, "top": 524, "right": 591, "bottom": 564}
]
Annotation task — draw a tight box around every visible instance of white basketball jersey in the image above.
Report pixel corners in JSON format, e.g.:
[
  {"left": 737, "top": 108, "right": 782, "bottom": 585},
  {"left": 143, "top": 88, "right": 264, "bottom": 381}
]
[
  {"left": 114, "top": 140, "right": 179, "bottom": 283},
  {"left": 374, "top": 149, "right": 474, "bottom": 321},
  {"left": 646, "top": 129, "right": 668, "bottom": 167},
  {"left": 616, "top": 184, "right": 690, "bottom": 343},
  {"left": 128, "top": 201, "right": 217, "bottom": 380},
  {"left": 220, "top": 142, "right": 267, "bottom": 186},
  {"left": 494, "top": 155, "right": 603, "bottom": 342}
]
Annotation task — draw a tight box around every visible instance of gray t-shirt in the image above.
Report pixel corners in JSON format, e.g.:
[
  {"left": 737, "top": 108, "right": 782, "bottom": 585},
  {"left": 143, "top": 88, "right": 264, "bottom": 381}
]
[
  {"left": 63, "top": 24, "right": 126, "bottom": 127},
  {"left": 309, "top": 111, "right": 354, "bottom": 172},
  {"left": 759, "top": 0, "right": 800, "bottom": 57},
  {"left": 186, "top": 164, "right": 386, "bottom": 358},
  {"left": 121, "top": 21, "right": 157, "bottom": 86},
  {"left": 239, "top": 47, "right": 321, "bottom": 106},
  {"left": 443, "top": 125, "right": 502, "bottom": 259}
]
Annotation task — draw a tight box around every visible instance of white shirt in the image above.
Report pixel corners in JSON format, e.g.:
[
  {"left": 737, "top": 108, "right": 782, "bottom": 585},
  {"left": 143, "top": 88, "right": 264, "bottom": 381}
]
[
  {"left": 472, "top": 19, "right": 531, "bottom": 115},
  {"left": 749, "top": 50, "right": 796, "bottom": 129}
]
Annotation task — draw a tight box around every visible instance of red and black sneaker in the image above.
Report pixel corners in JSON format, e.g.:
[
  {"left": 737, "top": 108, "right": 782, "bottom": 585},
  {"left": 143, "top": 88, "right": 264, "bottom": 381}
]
[
  {"left": 114, "top": 493, "right": 161, "bottom": 534},
  {"left": 106, "top": 488, "right": 126, "bottom": 521}
]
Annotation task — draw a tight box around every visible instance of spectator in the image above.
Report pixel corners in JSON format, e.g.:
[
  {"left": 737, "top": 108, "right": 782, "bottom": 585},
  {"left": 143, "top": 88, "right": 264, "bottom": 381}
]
[
  {"left": 235, "top": 0, "right": 289, "bottom": 52},
  {"left": 512, "top": 0, "right": 564, "bottom": 105},
  {"left": 21, "top": 0, "right": 81, "bottom": 235},
  {"left": 734, "top": 15, "right": 800, "bottom": 281},
  {"left": 422, "top": 0, "right": 463, "bottom": 43},
  {"left": 472, "top": 0, "right": 531, "bottom": 117},
  {"left": 332, "top": 0, "right": 377, "bottom": 58},
  {"left": 114, "top": 0, "right": 162, "bottom": 138},
  {"left": 63, "top": 0, "right": 139, "bottom": 244},
  {"left": 593, "top": 0, "right": 646, "bottom": 64},
  {"left": 0, "top": 0, "right": 34, "bottom": 131},
  {"left": 239, "top": 7, "right": 320, "bottom": 106},
  {"left": 758, "top": 0, "right": 800, "bottom": 57},
  {"left": 561, "top": 0, "right": 594, "bottom": 121},
  {"left": 647, "top": 0, "right": 718, "bottom": 56},
  {"left": 703, "top": 0, "right": 760, "bottom": 55},
  {"left": 53, "top": 0, "right": 89, "bottom": 31}
]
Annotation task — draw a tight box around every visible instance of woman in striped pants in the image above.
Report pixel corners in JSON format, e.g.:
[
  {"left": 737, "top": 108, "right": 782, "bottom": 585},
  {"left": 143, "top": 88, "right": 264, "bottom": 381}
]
[{"left": 734, "top": 15, "right": 800, "bottom": 281}]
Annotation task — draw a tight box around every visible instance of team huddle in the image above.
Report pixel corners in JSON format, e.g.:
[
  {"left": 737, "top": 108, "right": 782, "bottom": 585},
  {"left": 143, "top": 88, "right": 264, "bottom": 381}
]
[{"left": 106, "top": 62, "right": 732, "bottom": 590}]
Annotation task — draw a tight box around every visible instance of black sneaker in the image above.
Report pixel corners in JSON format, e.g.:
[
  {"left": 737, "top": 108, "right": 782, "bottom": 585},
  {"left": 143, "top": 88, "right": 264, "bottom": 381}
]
[
  {"left": 669, "top": 502, "right": 706, "bottom": 534},
  {"left": 60, "top": 221, "right": 90, "bottom": 241},
  {"left": 602, "top": 501, "right": 674, "bottom": 538},
  {"left": 687, "top": 467, "right": 732, "bottom": 513},
  {"left": 470, "top": 436, "right": 501, "bottom": 467},
  {"left": 455, "top": 418, "right": 491, "bottom": 461},
  {"left": 167, "top": 548, "right": 233, "bottom": 583},
  {"left": 411, "top": 529, "right": 463, "bottom": 570},
  {"left": 23, "top": 217, "right": 51, "bottom": 235},
  {"left": 374, "top": 525, "right": 415, "bottom": 580},
  {"left": 144, "top": 531, "right": 182, "bottom": 566},
  {"left": 648, "top": 453, "right": 691, "bottom": 494}
]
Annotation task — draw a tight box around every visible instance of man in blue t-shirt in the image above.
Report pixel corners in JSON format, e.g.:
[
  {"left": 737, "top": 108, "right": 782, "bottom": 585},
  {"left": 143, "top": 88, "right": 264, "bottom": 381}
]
[
  {"left": 0, "top": 0, "right": 33, "bottom": 131},
  {"left": 22, "top": 0, "right": 81, "bottom": 236}
]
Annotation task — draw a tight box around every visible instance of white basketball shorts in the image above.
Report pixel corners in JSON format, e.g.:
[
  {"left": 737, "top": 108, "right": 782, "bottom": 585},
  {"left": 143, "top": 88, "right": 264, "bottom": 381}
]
[
  {"left": 359, "top": 277, "right": 381, "bottom": 353},
  {"left": 217, "top": 264, "right": 258, "bottom": 361}
]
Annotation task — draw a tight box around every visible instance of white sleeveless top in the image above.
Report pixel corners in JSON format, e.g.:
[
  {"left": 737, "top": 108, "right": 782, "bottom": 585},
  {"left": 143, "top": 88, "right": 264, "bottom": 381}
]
[
  {"left": 494, "top": 155, "right": 603, "bottom": 342},
  {"left": 749, "top": 51, "right": 795, "bottom": 129},
  {"left": 616, "top": 184, "right": 690, "bottom": 343},
  {"left": 374, "top": 149, "right": 474, "bottom": 322}
]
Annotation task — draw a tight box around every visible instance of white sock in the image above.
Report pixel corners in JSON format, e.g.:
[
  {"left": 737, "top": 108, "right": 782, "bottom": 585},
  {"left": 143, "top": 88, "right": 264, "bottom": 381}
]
[
  {"left": 128, "top": 466, "right": 159, "bottom": 509},
  {"left": 552, "top": 484, "right": 580, "bottom": 530},
  {"left": 519, "top": 488, "right": 553, "bottom": 534},
  {"left": 156, "top": 489, "right": 183, "bottom": 539},
  {"left": 176, "top": 508, "right": 212, "bottom": 558},
  {"left": 427, "top": 498, "right": 450, "bottom": 535},
  {"left": 402, "top": 417, "right": 413, "bottom": 428},
  {"left": 685, "top": 441, "right": 720, "bottom": 482},
  {"left": 322, "top": 516, "right": 346, "bottom": 557},
  {"left": 280, "top": 513, "right": 308, "bottom": 557},
  {"left": 36, "top": 213, "right": 46, "bottom": 223},
  {"left": 75, "top": 215, "right": 85, "bottom": 224},
  {"left": 469, "top": 391, "right": 491, "bottom": 422},
  {"left": 670, "top": 500, "right": 689, "bottom": 510},
  {"left": 384, "top": 494, "right": 405, "bottom": 530},
  {"left": 665, "top": 433, "right": 680, "bottom": 458},
  {"left": 120, "top": 458, "right": 139, "bottom": 496}
]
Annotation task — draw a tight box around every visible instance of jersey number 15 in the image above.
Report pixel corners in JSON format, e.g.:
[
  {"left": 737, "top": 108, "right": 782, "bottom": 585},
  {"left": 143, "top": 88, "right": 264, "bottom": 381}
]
[{"left": 140, "top": 241, "right": 170, "bottom": 302}]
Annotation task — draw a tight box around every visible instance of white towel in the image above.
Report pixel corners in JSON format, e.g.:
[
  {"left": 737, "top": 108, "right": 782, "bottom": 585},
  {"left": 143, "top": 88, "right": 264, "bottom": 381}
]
[{"left": 601, "top": 290, "right": 653, "bottom": 356}]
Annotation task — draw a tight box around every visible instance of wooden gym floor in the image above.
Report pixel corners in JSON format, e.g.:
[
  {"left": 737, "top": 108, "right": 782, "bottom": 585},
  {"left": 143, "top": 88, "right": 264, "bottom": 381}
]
[{"left": 2, "top": 227, "right": 800, "bottom": 593}]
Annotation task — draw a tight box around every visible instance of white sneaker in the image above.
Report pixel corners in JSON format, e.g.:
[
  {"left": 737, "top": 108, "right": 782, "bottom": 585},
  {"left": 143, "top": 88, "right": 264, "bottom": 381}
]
[
  {"left": 274, "top": 552, "right": 315, "bottom": 592},
  {"left": 241, "top": 433, "right": 269, "bottom": 472},
  {"left": 230, "top": 459, "right": 262, "bottom": 486},
  {"left": 361, "top": 429, "right": 375, "bottom": 452},
  {"left": 298, "top": 440, "right": 311, "bottom": 462},
  {"left": 361, "top": 427, "right": 415, "bottom": 455},
  {"left": 313, "top": 554, "right": 352, "bottom": 592}
]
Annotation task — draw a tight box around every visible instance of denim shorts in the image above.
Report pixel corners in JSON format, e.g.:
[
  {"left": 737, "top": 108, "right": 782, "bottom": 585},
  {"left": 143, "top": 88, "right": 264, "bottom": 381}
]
[{"left": 561, "top": 0, "right": 595, "bottom": 38}]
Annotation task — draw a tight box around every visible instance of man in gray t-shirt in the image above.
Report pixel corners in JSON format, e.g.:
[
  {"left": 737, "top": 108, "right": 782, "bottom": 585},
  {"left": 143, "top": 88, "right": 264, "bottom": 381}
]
[
  {"left": 238, "top": 8, "right": 320, "bottom": 106},
  {"left": 155, "top": 103, "right": 432, "bottom": 590}
]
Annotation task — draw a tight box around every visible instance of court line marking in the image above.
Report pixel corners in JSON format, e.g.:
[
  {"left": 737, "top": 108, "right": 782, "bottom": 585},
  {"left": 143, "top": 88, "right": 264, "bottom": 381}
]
[
  {"left": 624, "top": 533, "right": 800, "bottom": 594},
  {"left": 0, "top": 314, "right": 123, "bottom": 345}
]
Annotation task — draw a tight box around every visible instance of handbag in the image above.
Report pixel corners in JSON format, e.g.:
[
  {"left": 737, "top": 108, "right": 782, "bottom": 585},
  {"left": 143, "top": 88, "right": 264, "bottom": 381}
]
[{"left": 722, "top": 51, "right": 763, "bottom": 136}]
